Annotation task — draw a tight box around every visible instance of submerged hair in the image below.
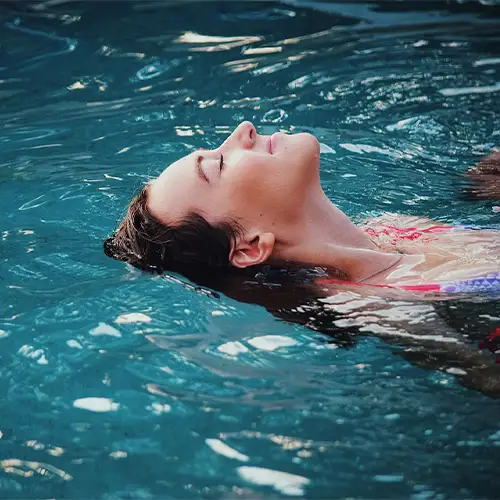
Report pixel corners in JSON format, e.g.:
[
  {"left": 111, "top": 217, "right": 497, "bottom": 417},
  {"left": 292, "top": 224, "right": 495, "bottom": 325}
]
[
  {"left": 104, "top": 185, "right": 358, "bottom": 348},
  {"left": 104, "top": 185, "right": 242, "bottom": 273}
]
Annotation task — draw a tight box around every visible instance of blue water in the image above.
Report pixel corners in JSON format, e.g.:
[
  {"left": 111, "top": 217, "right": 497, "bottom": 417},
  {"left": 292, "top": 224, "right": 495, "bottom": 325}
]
[{"left": 1, "top": 1, "right": 500, "bottom": 498}]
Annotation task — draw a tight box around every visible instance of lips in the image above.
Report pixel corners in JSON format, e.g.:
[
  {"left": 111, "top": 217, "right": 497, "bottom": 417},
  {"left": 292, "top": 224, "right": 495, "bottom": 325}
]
[{"left": 269, "top": 132, "right": 280, "bottom": 154}]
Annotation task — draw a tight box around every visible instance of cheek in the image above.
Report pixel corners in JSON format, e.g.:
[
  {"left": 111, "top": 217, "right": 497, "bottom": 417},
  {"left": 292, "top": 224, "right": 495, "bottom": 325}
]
[
  {"left": 222, "top": 171, "right": 297, "bottom": 227},
  {"left": 192, "top": 178, "right": 256, "bottom": 224},
  {"left": 193, "top": 194, "right": 227, "bottom": 223},
  {"left": 211, "top": 165, "right": 272, "bottom": 221}
]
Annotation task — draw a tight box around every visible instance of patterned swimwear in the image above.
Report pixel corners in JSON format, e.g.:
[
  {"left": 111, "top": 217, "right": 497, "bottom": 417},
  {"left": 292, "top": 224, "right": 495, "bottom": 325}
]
[
  {"left": 318, "top": 225, "right": 500, "bottom": 293},
  {"left": 363, "top": 224, "right": 471, "bottom": 245}
]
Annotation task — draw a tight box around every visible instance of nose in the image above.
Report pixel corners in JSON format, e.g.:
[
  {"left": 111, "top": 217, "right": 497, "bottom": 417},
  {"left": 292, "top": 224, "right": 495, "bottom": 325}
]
[{"left": 221, "top": 121, "right": 256, "bottom": 151}]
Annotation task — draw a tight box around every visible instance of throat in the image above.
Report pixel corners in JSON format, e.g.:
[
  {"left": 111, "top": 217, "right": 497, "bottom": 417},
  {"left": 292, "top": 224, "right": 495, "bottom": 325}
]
[
  {"left": 272, "top": 191, "right": 404, "bottom": 279},
  {"left": 297, "top": 193, "right": 378, "bottom": 251}
]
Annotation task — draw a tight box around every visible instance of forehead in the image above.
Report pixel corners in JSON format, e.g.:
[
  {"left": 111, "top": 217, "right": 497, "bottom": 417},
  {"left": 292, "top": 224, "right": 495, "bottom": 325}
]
[{"left": 147, "top": 152, "right": 196, "bottom": 223}]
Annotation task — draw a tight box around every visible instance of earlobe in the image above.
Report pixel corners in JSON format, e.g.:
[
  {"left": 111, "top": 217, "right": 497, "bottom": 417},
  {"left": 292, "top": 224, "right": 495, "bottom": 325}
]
[{"left": 230, "top": 232, "right": 275, "bottom": 268}]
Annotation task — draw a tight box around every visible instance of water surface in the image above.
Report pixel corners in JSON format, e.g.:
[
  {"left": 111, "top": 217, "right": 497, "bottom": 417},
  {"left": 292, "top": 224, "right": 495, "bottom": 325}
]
[{"left": 0, "top": 1, "right": 500, "bottom": 498}]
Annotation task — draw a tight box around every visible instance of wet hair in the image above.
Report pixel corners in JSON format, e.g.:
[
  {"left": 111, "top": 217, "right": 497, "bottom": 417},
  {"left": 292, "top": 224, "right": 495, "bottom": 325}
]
[
  {"left": 104, "top": 184, "right": 350, "bottom": 284},
  {"left": 103, "top": 185, "right": 357, "bottom": 349},
  {"left": 461, "top": 151, "right": 500, "bottom": 200},
  {"left": 103, "top": 184, "right": 355, "bottom": 342},
  {"left": 104, "top": 185, "right": 242, "bottom": 273}
]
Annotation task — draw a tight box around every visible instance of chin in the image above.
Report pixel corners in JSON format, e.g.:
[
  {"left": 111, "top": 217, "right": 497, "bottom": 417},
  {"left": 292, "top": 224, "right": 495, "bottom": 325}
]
[
  {"left": 284, "top": 133, "right": 320, "bottom": 186},
  {"left": 279, "top": 132, "right": 320, "bottom": 179},
  {"left": 297, "top": 132, "right": 320, "bottom": 156},
  {"left": 298, "top": 132, "right": 320, "bottom": 168}
]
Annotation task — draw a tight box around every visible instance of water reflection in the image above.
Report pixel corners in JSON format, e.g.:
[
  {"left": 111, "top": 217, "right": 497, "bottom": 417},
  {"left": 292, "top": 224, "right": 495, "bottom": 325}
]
[{"left": 1, "top": 459, "right": 72, "bottom": 481}]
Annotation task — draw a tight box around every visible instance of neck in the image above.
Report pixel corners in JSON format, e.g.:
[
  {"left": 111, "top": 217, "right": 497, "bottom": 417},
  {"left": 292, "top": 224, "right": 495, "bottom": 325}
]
[
  {"left": 274, "top": 190, "right": 407, "bottom": 282},
  {"left": 297, "top": 190, "right": 376, "bottom": 250}
]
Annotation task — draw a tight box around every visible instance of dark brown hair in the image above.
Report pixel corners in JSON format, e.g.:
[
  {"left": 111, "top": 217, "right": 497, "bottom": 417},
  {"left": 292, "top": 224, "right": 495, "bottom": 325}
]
[
  {"left": 104, "top": 185, "right": 242, "bottom": 273},
  {"left": 103, "top": 186, "right": 358, "bottom": 349}
]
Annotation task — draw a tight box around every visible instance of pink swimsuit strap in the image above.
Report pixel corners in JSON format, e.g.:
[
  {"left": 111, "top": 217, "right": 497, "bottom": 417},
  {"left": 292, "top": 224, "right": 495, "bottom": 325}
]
[
  {"left": 363, "top": 224, "right": 453, "bottom": 243},
  {"left": 316, "top": 278, "right": 441, "bottom": 292},
  {"left": 318, "top": 273, "right": 500, "bottom": 293}
]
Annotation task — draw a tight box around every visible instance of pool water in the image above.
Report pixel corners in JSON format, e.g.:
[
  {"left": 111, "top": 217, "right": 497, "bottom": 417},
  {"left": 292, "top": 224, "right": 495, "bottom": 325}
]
[{"left": 1, "top": 1, "right": 500, "bottom": 498}]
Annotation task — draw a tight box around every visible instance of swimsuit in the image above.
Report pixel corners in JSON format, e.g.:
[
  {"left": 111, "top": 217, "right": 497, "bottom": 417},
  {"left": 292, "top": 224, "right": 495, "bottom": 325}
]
[
  {"left": 318, "top": 224, "right": 500, "bottom": 294},
  {"left": 362, "top": 223, "right": 485, "bottom": 245},
  {"left": 318, "top": 273, "right": 500, "bottom": 293}
]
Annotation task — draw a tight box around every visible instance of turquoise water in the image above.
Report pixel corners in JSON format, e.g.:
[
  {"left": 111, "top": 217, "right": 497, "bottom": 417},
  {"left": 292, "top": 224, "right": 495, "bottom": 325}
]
[{"left": 1, "top": 1, "right": 500, "bottom": 498}]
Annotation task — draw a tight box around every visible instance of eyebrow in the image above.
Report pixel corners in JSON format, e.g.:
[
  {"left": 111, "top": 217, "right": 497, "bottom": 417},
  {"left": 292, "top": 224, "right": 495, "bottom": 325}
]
[{"left": 195, "top": 154, "right": 209, "bottom": 184}]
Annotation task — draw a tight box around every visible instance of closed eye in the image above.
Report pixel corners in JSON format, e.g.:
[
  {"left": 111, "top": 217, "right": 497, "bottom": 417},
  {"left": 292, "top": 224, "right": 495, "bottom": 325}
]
[
  {"left": 196, "top": 155, "right": 209, "bottom": 183},
  {"left": 219, "top": 154, "right": 224, "bottom": 174}
]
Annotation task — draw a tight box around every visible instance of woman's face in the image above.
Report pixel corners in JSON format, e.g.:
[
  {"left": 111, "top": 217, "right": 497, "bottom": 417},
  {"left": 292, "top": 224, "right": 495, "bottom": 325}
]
[{"left": 147, "top": 121, "right": 321, "bottom": 238}]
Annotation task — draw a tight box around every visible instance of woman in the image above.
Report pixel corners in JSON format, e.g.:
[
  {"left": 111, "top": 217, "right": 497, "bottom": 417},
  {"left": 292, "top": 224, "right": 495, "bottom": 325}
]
[
  {"left": 105, "top": 121, "right": 500, "bottom": 397},
  {"left": 105, "top": 121, "right": 499, "bottom": 294}
]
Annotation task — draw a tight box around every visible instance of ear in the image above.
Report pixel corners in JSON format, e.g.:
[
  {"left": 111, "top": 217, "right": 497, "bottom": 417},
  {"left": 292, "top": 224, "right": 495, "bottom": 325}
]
[{"left": 230, "top": 232, "right": 275, "bottom": 269}]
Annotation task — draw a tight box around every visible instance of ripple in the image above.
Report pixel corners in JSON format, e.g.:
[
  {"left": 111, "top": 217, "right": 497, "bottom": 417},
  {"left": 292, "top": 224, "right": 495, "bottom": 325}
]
[
  {"left": 237, "top": 466, "right": 310, "bottom": 497},
  {"left": 261, "top": 108, "right": 288, "bottom": 123},
  {"left": 4, "top": 18, "right": 77, "bottom": 68},
  {"left": 133, "top": 58, "right": 182, "bottom": 81},
  {"left": 247, "top": 335, "right": 298, "bottom": 352},
  {"left": 0, "top": 459, "right": 72, "bottom": 482},
  {"left": 439, "top": 82, "right": 500, "bottom": 96},
  {"left": 205, "top": 438, "right": 249, "bottom": 462},
  {"left": 89, "top": 322, "right": 122, "bottom": 338},
  {"left": 73, "top": 397, "right": 120, "bottom": 413}
]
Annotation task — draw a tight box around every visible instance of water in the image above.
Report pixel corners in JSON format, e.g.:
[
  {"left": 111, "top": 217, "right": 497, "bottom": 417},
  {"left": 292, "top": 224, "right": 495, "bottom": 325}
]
[{"left": 0, "top": 1, "right": 499, "bottom": 498}]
